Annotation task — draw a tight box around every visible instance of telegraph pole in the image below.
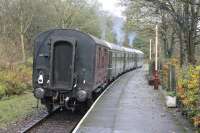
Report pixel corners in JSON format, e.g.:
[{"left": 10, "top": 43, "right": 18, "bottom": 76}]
[
  {"left": 150, "top": 39, "right": 152, "bottom": 60},
  {"left": 154, "top": 25, "right": 159, "bottom": 90},
  {"left": 155, "top": 25, "right": 158, "bottom": 71},
  {"left": 148, "top": 39, "right": 153, "bottom": 85}
]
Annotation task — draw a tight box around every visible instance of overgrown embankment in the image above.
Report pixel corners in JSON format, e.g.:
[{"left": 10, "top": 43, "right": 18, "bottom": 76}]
[
  {"left": 0, "top": 60, "right": 39, "bottom": 128},
  {"left": 0, "top": 62, "right": 32, "bottom": 99},
  {"left": 161, "top": 59, "right": 200, "bottom": 128},
  {"left": 0, "top": 92, "right": 37, "bottom": 127}
]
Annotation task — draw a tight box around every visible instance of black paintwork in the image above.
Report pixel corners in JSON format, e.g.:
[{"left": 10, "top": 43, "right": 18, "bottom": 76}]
[{"left": 32, "top": 29, "right": 144, "bottom": 107}]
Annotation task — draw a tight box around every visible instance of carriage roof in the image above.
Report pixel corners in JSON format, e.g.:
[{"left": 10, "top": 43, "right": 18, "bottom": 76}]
[{"left": 34, "top": 29, "right": 144, "bottom": 55}]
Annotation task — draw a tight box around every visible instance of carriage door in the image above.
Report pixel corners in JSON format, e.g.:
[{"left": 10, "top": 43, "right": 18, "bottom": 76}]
[
  {"left": 134, "top": 53, "right": 138, "bottom": 68},
  {"left": 50, "top": 37, "right": 76, "bottom": 90}
]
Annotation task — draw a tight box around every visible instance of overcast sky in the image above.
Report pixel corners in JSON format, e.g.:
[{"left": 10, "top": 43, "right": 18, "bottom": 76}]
[{"left": 97, "top": 0, "right": 125, "bottom": 18}]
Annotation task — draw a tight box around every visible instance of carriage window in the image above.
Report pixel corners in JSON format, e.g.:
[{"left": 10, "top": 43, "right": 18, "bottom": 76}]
[
  {"left": 104, "top": 48, "right": 107, "bottom": 67},
  {"left": 115, "top": 53, "right": 117, "bottom": 63},
  {"left": 121, "top": 53, "right": 123, "bottom": 63},
  {"left": 118, "top": 53, "right": 120, "bottom": 62},
  {"left": 101, "top": 48, "right": 104, "bottom": 68},
  {"left": 98, "top": 47, "right": 101, "bottom": 68}
]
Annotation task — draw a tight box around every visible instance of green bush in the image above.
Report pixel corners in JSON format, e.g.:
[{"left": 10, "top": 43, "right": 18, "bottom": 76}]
[
  {"left": 167, "top": 91, "right": 176, "bottom": 97},
  {"left": 177, "top": 65, "right": 200, "bottom": 127},
  {"left": 4, "top": 81, "right": 26, "bottom": 95},
  {"left": 0, "top": 82, "right": 7, "bottom": 98},
  {"left": 0, "top": 63, "right": 32, "bottom": 97}
]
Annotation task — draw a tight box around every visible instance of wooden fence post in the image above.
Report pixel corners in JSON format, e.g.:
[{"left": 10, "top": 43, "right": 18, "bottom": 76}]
[
  {"left": 171, "top": 65, "right": 176, "bottom": 91},
  {"left": 167, "top": 64, "right": 176, "bottom": 91}
]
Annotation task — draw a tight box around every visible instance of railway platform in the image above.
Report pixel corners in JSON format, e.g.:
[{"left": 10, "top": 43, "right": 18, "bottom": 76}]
[{"left": 73, "top": 67, "right": 192, "bottom": 133}]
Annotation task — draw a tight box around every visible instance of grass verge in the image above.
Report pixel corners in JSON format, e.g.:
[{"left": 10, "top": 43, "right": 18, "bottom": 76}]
[{"left": 0, "top": 92, "right": 37, "bottom": 127}]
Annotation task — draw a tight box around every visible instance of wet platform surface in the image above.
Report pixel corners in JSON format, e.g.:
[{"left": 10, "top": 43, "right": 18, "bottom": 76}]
[{"left": 76, "top": 67, "right": 186, "bottom": 133}]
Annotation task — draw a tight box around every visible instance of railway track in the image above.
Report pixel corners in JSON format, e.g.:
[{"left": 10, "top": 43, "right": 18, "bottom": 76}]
[
  {"left": 19, "top": 108, "right": 83, "bottom": 133},
  {"left": 18, "top": 73, "right": 125, "bottom": 133},
  {"left": 19, "top": 110, "right": 51, "bottom": 133}
]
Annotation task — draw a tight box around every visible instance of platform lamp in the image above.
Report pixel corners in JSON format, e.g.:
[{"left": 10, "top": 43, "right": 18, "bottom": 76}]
[
  {"left": 148, "top": 39, "right": 152, "bottom": 79},
  {"left": 150, "top": 39, "right": 152, "bottom": 61},
  {"left": 154, "top": 25, "right": 159, "bottom": 90}
]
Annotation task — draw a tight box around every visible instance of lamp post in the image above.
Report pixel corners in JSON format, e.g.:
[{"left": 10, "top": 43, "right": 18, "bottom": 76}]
[
  {"left": 150, "top": 39, "right": 152, "bottom": 61},
  {"left": 155, "top": 25, "right": 158, "bottom": 71},
  {"left": 154, "top": 25, "right": 159, "bottom": 90},
  {"left": 148, "top": 39, "right": 154, "bottom": 85}
]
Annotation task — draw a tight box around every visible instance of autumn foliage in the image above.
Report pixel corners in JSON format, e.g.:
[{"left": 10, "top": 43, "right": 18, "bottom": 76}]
[
  {"left": 177, "top": 65, "right": 200, "bottom": 127},
  {"left": 161, "top": 59, "right": 200, "bottom": 127},
  {"left": 0, "top": 64, "right": 32, "bottom": 99}
]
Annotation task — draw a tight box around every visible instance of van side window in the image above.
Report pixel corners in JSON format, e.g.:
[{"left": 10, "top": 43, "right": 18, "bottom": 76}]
[
  {"left": 104, "top": 48, "right": 107, "bottom": 68},
  {"left": 98, "top": 47, "right": 101, "bottom": 68}
]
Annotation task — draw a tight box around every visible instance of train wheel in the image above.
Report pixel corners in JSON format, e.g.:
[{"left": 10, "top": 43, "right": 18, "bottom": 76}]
[
  {"left": 77, "top": 98, "right": 93, "bottom": 114},
  {"left": 86, "top": 98, "right": 93, "bottom": 109},
  {"left": 46, "top": 103, "right": 53, "bottom": 113},
  {"left": 45, "top": 99, "right": 54, "bottom": 113},
  {"left": 76, "top": 102, "right": 86, "bottom": 114}
]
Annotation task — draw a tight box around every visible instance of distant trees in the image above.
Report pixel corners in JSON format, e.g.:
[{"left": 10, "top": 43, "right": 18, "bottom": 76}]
[
  {"left": 122, "top": 0, "right": 200, "bottom": 66},
  {"left": 0, "top": 0, "right": 115, "bottom": 65}
]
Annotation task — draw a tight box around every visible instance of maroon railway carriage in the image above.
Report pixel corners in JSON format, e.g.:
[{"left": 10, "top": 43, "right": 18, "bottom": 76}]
[
  {"left": 33, "top": 29, "right": 144, "bottom": 112},
  {"left": 33, "top": 29, "right": 109, "bottom": 112}
]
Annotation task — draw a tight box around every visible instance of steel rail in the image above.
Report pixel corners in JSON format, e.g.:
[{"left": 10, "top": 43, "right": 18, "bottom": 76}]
[{"left": 19, "top": 107, "right": 59, "bottom": 133}]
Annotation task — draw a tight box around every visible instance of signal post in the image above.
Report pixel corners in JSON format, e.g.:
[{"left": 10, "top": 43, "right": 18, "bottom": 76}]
[{"left": 154, "top": 25, "right": 159, "bottom": 90}]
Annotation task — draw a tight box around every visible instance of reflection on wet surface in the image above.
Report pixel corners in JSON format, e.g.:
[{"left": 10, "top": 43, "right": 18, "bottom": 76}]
[{"left": 77, "top": 68, "right": 186, "bottom": 133}]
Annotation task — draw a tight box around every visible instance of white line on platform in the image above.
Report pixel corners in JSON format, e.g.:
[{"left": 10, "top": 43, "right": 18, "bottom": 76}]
[{"left": 72, "top": 74, "right": 127, "bottom": 133}]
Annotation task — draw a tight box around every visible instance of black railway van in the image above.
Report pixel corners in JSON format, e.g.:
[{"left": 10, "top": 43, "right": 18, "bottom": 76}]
[
  {"left": 33, "top": 29, "right": 109, "bottom": 112},
  {"left": 32, "top": 29, "right": 144, "bottom": 112}
]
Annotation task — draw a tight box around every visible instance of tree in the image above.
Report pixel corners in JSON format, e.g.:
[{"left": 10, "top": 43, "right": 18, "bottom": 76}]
[
  {"left": 122, "top": 0, "right": 200, "bottom": 65},
  {"left": 0, "top": 0, "right": 115, "bottom": 65}
]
